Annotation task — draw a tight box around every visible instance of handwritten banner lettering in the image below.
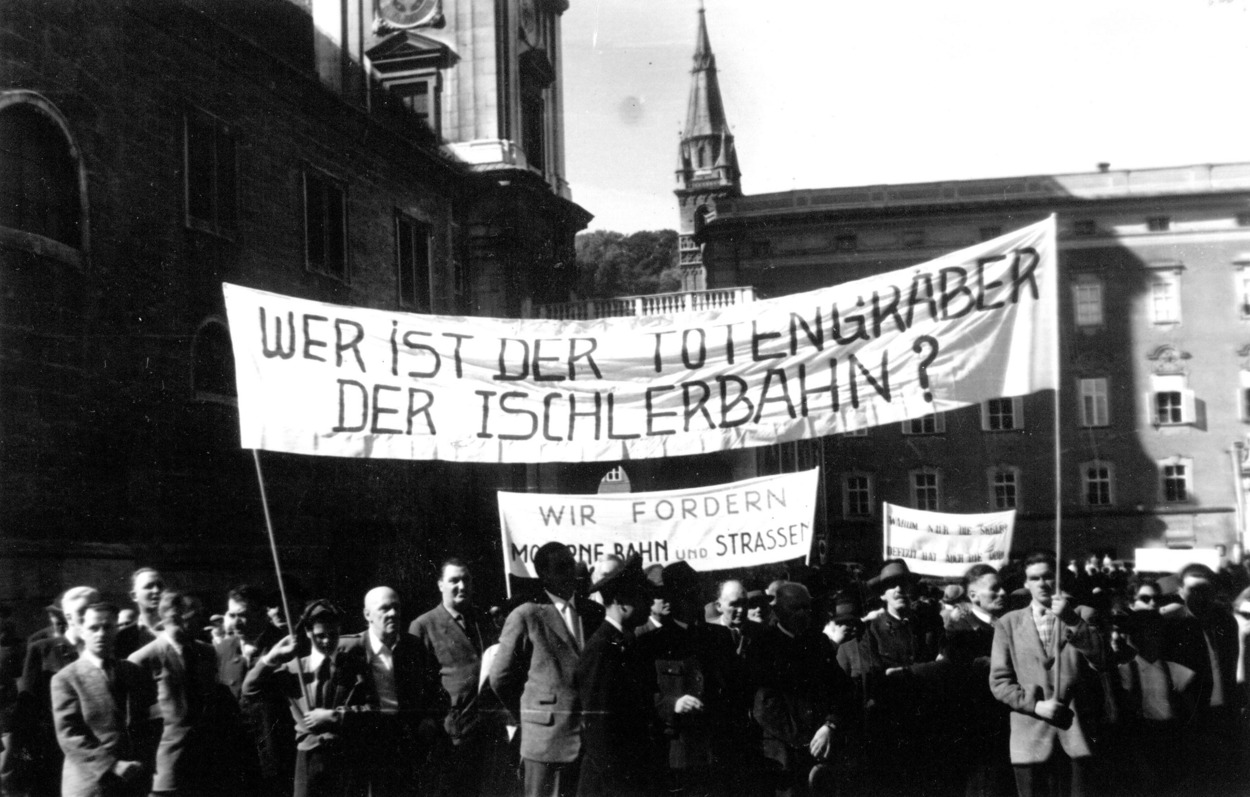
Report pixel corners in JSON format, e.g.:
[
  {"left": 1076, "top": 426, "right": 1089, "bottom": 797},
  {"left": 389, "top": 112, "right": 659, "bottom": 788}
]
[
  {"left": 497, "top": 469, "right": 819, "bottom": 578},
  {"left": 883, "top": 503, "right": 1016, "bottom": 578},
  {"left": 223, "top": 218, "right": 1056, "bottom": 462}
]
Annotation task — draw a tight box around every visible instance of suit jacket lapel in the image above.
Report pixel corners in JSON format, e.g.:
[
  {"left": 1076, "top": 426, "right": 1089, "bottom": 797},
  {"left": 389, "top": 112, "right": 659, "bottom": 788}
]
[{"left": 544, "top": 602, "right": 579, "bottom": 653}]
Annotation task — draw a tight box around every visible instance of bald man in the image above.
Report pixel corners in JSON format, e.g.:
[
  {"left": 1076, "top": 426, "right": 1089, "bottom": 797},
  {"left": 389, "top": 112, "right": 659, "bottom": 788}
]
[{"left": 337, "top": 587, "right": 443, "bottom": 796}]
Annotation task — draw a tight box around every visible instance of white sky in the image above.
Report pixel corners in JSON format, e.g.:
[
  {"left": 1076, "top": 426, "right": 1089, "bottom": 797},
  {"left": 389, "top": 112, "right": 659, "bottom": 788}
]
[{"left": 562, "top": 0, "right": 1250, "bottom": 233}]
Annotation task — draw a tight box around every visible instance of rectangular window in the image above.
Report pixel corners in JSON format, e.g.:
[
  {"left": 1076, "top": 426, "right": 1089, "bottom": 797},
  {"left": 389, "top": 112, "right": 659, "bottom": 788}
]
[
  {"left": 1081, "top": 461, "right": 1113, "bottom": 506},
  {"left": 1150, "top": 374, "right": 1194, "bottom": 426},
  {"left": 990, "top": 469, "right": 1018, "bottom": 510},
  {"left": 902, "top": 413, "right": 945, "bottom": 435},
  {"left": 843, "top": 474, "right": 873, "bottom": 517},
  {"left": 1160, "top": 461, "right": 1190, "bottom": 503},
  {"left": 1147, "top": 216, "right": 1171, "bottom": 232},
  {"left": 396, "top": 213, "right": 432, "bottom": 311},
  {"left": 185, "top": 113, "right": 237, "bottom": 236},
  {"left": 911, "top": 470, "right": 940, "bottom": 511},
  {"left": 982, "top": 398, "right": 1023, "bottom": 432},
  {"left": 1150, "top": 273, "right": 1181, "bottom": 323},
  {"left": 1079, "top": 378, "right": 1109, "bottom": 427},
  {"left": 1073, "top": 279, "right": 1104, "bottom": 327},
  {"left": 304, "top": 171, "right": 347, "bottom": 280}
]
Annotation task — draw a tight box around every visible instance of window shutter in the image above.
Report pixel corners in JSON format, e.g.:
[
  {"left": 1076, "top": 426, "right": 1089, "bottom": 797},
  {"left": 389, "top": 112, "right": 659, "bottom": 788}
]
[{"left": 1181, "top": 389, "right": 1197, "bottom": 424}]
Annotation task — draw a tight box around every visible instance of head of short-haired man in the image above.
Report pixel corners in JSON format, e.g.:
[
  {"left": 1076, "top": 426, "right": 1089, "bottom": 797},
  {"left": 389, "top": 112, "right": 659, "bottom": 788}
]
[
  {"left": 1023, "top": 552, "right": 1058, "bottom": 610},
  {"left": 79, "top": 602, "right": 120, "bottom": 663},
  {"left": 534, "top": 542, "right": 577, "bottom": 601},
  {"left": 438, "top": 558, "right": 473, "bottom": 614},
  {"left": 717, "top": 580, "right": 748, "bottom": 629},
  {"left": 301, "top": 601, "right": 342, "bottom": 657},
  {"left": 364, "top": 587, "right": 401, "bottom": 647},
  {"left": 130, "top": 567, "right": 165, "bottom": 618},
  {"left": 1179, "top": 563, "right": 1219, "bottom": 618},
  {"left": 62, "top": 587, "right": 102, "bottom": 645},
  {"left": 772, "top": 583, "right": 814, "bottom": 637},
  {"left": 964, "top": 564, "right": 1005, "bottom": 618},
  {"left": 159, "top": 590, "right": 197, "bottom": 644},
  {"left": 226, "top": 585, "right": 268, "bottom": 644}
]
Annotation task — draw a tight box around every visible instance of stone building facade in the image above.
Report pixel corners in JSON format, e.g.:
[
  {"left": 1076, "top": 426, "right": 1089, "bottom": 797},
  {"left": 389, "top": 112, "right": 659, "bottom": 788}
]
[{"left": 0, "top": 0, "right": 589, "bottom": 624}]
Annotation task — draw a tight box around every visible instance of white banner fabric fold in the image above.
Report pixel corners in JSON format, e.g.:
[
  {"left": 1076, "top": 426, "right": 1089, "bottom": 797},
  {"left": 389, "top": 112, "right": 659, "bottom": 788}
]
[
  {"left": 882, "top": 502, "right": 1016, "bottom": 578},
  {"left": 497, "top": 469, "right": 819, "bottom": 577},
  {"left": 223, "top": 218, "right": 1056, "bottom": 462}
]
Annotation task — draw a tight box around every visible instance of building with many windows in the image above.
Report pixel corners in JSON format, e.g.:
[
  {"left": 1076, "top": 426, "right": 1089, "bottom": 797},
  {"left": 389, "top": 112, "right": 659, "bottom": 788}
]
[{"left": 0, "top": 0, "right": 589, "bottom": 622}]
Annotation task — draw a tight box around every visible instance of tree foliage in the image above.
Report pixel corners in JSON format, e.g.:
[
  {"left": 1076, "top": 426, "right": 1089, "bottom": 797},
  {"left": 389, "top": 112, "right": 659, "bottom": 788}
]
[{"left": 574, "top": 229, "right": 681, "bottom": 299}]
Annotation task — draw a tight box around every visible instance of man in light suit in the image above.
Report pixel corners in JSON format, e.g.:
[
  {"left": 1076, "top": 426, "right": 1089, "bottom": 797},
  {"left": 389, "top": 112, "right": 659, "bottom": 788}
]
[
  {"left": 337, "top": 586, "right": 443, "bottom": 796},
  {"left": 990, "top": 552, "right": 1105, "bottom": 797},
  {"left": 127, "top": 590, "right": 222, "bottom": 796},
  {"left": 51, "top": 602, "right": 155, "bottom": 797},
  {"left": 490, "top": 542, "right": 604, "bottom": 797},
  {"left": 409, "top": 558, "right": 505, "bottom": 797}
]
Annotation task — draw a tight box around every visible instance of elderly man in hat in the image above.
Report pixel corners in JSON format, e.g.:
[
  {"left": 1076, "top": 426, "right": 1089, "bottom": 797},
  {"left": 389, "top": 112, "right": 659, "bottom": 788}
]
[
  {"left": 747, "top": 582, "right": 857, "bottom": 797},
  {"left": 635, "top": 563, "right": 745, "bottom": 795},
  {"left": 575, "top": 556, "right": 656, "bottom": 797},
  {"left": 491, "top": 542, "right": 604, "bottom": 797}
]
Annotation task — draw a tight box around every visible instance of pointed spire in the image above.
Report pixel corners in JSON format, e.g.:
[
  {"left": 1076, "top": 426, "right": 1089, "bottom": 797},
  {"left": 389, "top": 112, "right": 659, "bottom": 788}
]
[{"left": 683, "top": 5, "right": 729, "bottom": 140}]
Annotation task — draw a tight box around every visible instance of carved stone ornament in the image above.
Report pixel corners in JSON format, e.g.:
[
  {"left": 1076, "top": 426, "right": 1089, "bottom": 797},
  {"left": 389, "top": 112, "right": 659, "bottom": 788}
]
[
  {"left": 374, "top": 0, "right": 444, "bottom": 34},
  {"left": 1146, "top": 345, "right": 1191, "bottom": 375}
]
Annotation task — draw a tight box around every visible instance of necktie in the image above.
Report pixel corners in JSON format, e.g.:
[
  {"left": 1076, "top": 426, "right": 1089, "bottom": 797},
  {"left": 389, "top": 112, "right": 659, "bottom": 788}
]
[
  {"left": 315, "top": 659, "right": 331, "bottom": 709},
  {"left": 563, "top": 604, "right": 582, "bottom": 650}
]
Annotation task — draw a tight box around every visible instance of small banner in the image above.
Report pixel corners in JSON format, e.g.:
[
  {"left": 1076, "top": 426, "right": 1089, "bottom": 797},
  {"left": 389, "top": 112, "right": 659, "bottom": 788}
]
[
  {"left": 497, "top": 469, "right": 820, "bottom": 578},
  {"left": 222, "top": 218, "right": 1056, "bottom": 463},
  {"left": 882, "top": 502, "right": 1015, "bottom": 578}
]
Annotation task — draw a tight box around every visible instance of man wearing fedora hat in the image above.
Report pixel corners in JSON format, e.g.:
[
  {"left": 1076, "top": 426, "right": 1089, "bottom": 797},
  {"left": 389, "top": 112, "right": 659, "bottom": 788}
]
[{"left": 575, "top": 556, "right": 656, "bottom": 797}]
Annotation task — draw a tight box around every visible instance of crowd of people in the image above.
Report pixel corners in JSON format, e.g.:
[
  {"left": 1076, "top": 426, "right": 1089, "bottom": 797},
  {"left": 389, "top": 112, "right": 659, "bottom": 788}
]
[{"left": 0, "top": 547, "right": 1247, "bottom": 797}]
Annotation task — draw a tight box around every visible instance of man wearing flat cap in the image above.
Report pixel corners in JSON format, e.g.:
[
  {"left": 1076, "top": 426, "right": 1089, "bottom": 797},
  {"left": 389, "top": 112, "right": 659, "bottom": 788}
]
[
  {"left": 575, "top": 556, "right": 656, "bottom": 797},
  {"left": 491, "top": 542, "right": 604, "bottom": 797}
]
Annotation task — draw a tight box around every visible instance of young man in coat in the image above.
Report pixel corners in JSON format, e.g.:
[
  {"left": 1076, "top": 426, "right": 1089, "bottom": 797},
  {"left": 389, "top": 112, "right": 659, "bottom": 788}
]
[
  {"left": 575, "top": 556, "right": 655, "bottom": 797},
  {"left": 990, "top": 552, "right": 1105, "bottom": 797},
  {"left": 408, "top": 559, "right": 505, "bottom": 797},
  {"left": 244, "top": 600, "right": 366, "bottom": 797},
  {"left": 490, "top": 542, "right": 604, "bottom": 797},
  {"left": 52, "top": 602, "right": 155, "bottom": 797}
]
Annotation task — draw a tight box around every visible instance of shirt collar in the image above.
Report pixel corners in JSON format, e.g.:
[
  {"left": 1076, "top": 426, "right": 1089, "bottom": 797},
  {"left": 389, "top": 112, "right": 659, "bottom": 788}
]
[
  {"left": 368, "top": 628, "right": 395, "bottom": 657},
  {"left": 1031, "top": 601, "right": 1052, "bottom": 619},
  {"left": 80, "top": 649, "right": 107, "bottom": 670},
  {"left": 971, "top": 605, "right": 996, "bottom": 625},
  {"left": 545, "top": 590, "right": 574, "bottom": 613},
  {"left": 308, "top": 648, "right": 327, "bottom": 673},
  {"left": 605, "top": 615, "right": 623, "bottom": 633},
  {"left": 442, "top": 604, "right": 464, "bottom": 623}
]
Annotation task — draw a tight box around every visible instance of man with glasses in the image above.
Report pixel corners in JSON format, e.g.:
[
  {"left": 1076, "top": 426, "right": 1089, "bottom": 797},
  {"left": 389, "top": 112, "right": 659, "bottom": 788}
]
[{"left": 1131, "top": 581, "right": 1161, "bottom": 613}]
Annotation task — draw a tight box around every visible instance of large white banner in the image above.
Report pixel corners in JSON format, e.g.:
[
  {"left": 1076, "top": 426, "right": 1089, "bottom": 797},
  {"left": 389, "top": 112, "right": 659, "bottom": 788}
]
[
  {"left": 497, "top": 469, "right": 819, "bottom": 578},
  {"left": 883, "top": 503, "right": 1015, "bottom": 578},
  {"left": 223, "top": 218, "right": 1056, "bottom": 463}
]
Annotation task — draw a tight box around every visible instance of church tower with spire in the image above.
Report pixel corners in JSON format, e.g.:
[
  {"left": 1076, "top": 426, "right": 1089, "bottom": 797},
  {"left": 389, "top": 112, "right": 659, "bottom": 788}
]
[{"left": 674, "top": 4, "right": 741, "bottom": 292}]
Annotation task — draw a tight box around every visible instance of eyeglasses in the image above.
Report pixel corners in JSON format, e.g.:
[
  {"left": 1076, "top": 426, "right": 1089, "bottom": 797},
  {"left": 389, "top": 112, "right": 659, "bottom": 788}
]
[{"left": 1135, "top": 594, "right": 1157, "bottom": 604}]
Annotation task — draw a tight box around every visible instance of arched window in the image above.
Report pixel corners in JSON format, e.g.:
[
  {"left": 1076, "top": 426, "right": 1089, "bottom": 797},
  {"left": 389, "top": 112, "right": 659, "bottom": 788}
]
[
  {"left": 192, "top": 320, "right": 237, "bottom": 403},
  {"left": 0, "top": 101, "right": 82, "bottom": 248}
]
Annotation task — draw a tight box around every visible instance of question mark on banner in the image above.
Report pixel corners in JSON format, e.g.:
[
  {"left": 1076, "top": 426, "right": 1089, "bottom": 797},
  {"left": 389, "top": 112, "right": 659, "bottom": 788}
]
[{"left": 912, "top": 336, "right": 939, "bottom": 402}]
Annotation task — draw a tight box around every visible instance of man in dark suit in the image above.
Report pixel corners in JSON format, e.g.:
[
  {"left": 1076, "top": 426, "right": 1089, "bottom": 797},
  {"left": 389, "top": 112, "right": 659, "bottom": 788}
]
[
  {"left": 51, "top": 601, "right": 155, "bottom": 797},
  {"left": 990, "top": 552, "right": 1104, "bottom": 797},
  {"left": 127, "top": 590, "right": 222, "bottom": 796},
  {"left": 214, "top": 584, "right": 287, "bottom": 797},
  {"left": 636, "top": 563, "right": 743, "bottom": 796},
  {"left": 409, "top": 558, "right": 505, "bottom": 797},
  {"left": 22, "top": 586, "right": 100, "bottom": 797},
  {"left": 490, "top": 542, "right": 604, "bottom": 797},
  {"left": 747, "top": 582, "right": 857, "bottom": 797},
  {"left": 575, "top": 556, "right": 655, "bottom": 797},
  {"left": 337, "top": 586, "right": 443, "bottom": 796},
  {"left": 946, "top": 564, "right": 1006, "bottom": 658},
  {"left": 244, "top": 600, "right": 366, "bottom": 797}
]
